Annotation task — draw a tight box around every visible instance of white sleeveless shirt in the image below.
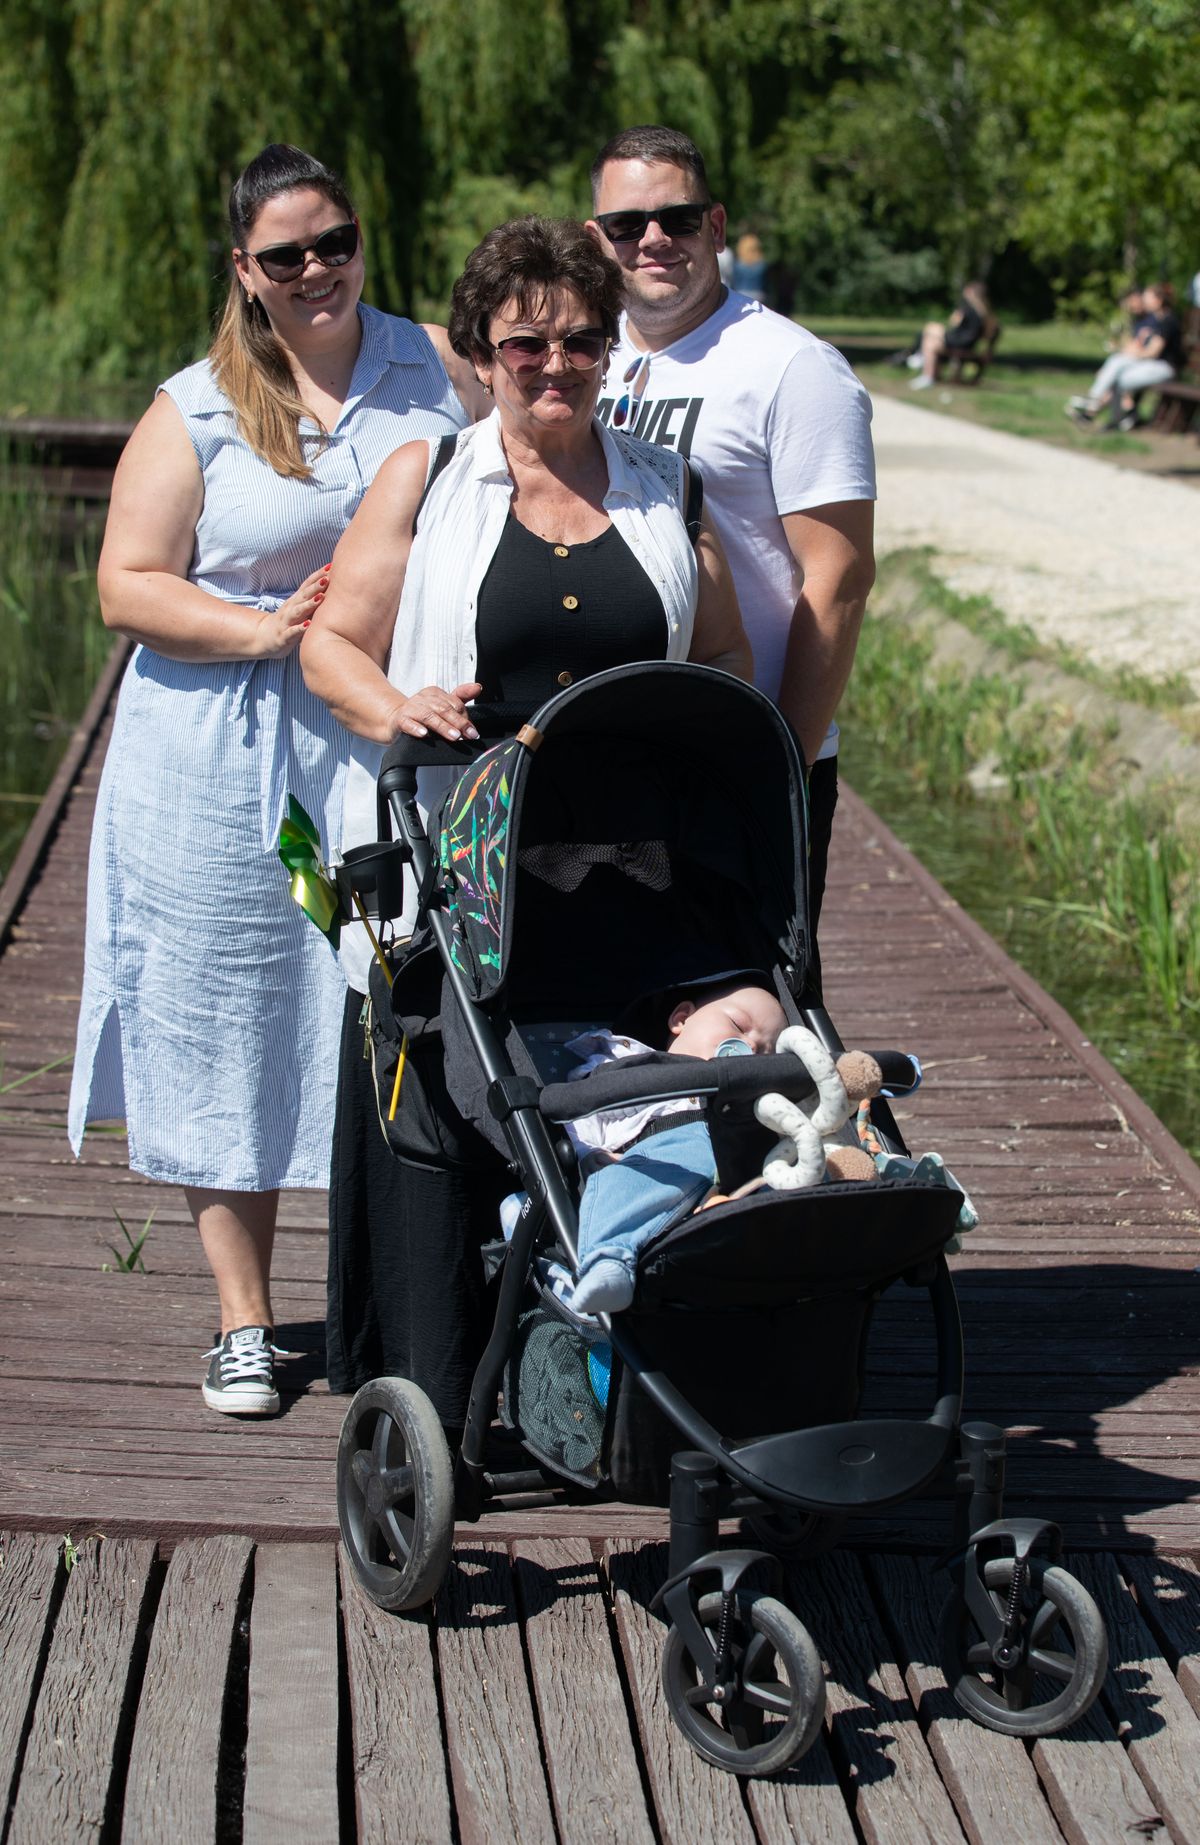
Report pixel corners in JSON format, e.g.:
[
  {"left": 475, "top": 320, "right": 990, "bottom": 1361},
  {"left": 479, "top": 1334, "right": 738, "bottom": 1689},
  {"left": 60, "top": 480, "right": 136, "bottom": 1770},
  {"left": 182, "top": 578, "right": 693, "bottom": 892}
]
[{"left": 339, "top": 410, "right": 700, "bottom": 991}]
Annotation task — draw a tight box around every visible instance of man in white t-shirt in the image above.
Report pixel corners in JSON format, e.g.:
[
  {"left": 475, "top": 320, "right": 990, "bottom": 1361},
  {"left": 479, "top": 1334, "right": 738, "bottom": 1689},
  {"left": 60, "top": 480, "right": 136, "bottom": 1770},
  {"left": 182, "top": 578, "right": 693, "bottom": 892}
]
[{"left": 587, "top": 125, "right": 877, "bottom": 995}]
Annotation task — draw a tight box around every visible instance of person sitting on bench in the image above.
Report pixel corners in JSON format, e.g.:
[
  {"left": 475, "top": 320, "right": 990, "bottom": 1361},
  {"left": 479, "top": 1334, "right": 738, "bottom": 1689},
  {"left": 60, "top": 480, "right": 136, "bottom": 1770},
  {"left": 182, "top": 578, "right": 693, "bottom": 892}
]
[
  {"left": 1066, "top": 283, "right": 1183, "bottom": 431},
  {"left": 910, "top": 282, "right": 995, "bottom": 390}
]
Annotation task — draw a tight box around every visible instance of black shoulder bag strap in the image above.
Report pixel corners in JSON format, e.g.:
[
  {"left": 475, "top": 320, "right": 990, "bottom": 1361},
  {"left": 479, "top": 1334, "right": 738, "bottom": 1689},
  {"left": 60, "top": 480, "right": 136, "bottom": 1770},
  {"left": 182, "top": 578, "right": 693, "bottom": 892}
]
[
  {"left": 411, "top": 431, "right": 460, "bottom": 535},
  {"left": 683, "top": 459, "right": 704, "bottom": 546}
]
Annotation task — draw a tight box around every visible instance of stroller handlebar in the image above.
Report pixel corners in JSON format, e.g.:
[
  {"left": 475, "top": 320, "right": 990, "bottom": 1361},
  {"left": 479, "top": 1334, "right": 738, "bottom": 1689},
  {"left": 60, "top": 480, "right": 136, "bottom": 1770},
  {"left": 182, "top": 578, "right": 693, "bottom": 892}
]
[
  {"left": 538, "top": 1050, "right": 819, "bottom": 1123},
  {"left": 380, "top": 730, "right": 481, "bottom": 784}
]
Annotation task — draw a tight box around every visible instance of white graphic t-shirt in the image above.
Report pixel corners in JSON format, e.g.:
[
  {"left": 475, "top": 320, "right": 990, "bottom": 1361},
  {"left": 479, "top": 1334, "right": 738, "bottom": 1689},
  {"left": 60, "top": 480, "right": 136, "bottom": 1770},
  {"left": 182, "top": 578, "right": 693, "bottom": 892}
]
[{"left": 601, "top": 289, "right": 876, "bottom": 759}]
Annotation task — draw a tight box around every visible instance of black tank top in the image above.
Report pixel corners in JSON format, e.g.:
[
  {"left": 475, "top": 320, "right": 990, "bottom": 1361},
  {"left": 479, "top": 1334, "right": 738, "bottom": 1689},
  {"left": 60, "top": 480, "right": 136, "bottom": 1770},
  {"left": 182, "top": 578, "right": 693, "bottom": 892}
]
[{"left": 471, "top": 512, "right": 668, "bottom": 736}]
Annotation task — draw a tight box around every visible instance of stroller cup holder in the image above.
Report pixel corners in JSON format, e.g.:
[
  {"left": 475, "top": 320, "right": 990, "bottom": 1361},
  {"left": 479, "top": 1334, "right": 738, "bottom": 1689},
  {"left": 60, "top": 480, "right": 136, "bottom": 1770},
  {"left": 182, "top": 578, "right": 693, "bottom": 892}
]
[{"left": 336, "top": 839, "right": 409, "bottom": 922}]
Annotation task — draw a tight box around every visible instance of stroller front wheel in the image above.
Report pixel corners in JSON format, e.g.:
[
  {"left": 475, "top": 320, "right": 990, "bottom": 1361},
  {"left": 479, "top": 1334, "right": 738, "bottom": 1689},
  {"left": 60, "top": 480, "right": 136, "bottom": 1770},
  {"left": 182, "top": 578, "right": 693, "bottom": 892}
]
[
  {"left": 661, "top": 1589, "right": 826, "bottom": 1775},
  {"left": 337, "top": 1376, "right": 455, "bottom": 1613},
  {"left": 939, "top": 1557, "right": 1107, "bottom": 1736}
]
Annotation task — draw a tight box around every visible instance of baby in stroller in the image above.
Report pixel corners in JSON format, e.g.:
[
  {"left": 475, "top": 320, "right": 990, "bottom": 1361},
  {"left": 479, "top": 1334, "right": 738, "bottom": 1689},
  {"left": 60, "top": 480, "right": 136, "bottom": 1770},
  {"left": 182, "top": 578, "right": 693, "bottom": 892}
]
[{"left": 544, "top": 975, "right": 788, "bottom": 1314}]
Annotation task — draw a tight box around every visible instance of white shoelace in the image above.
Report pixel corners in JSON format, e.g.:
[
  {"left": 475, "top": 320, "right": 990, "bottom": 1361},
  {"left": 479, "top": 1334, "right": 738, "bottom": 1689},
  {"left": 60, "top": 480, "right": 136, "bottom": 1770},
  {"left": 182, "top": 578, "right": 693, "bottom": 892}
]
[{"left": 203, "top": 1337, "right": 287, "bottom": 1381}]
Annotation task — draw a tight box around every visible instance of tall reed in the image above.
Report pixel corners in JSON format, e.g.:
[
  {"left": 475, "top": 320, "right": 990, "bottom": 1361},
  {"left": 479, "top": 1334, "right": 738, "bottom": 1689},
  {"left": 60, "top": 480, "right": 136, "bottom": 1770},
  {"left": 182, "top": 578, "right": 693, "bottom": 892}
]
[{"left": 841, "top": 607, "right": 1200, "bottom": 1154}]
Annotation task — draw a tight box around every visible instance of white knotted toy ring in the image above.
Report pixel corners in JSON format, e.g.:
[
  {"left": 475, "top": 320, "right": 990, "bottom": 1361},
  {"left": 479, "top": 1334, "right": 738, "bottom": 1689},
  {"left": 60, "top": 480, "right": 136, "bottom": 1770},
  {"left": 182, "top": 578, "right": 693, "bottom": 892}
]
[
  {"left": 753, "top": 1025, "right": 856, "bottom": 1192},
  {"left": 754, "top": 1091, "right": 826, "bottom": 1189}
]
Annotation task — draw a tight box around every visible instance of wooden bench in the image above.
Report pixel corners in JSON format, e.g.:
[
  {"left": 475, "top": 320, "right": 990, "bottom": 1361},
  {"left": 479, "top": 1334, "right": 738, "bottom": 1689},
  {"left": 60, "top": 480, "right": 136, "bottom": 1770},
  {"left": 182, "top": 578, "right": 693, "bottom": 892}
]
[
  {"left": 942, "top": 322, "right": 1001, "bottom": 385},
  {"left": 1149, "top": 305, "right": 1200, "bottom": 435},
  {"left": 1151, "top": 380, "right": 1200, "bottom": 434}
]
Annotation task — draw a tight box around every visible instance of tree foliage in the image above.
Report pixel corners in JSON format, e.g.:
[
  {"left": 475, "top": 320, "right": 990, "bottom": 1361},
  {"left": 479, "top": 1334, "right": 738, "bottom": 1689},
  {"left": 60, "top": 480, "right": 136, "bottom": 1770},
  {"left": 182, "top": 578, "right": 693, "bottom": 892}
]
[{"left": 3, "top": 0, "right": 1198, "bottom": 405}]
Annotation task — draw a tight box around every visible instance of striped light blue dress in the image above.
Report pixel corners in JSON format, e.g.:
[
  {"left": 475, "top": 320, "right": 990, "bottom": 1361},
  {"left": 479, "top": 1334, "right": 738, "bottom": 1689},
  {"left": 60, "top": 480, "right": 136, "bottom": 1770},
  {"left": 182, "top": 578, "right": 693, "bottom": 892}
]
[{"left": 68, "top": 306, "right": 467, "bottom": 1190}]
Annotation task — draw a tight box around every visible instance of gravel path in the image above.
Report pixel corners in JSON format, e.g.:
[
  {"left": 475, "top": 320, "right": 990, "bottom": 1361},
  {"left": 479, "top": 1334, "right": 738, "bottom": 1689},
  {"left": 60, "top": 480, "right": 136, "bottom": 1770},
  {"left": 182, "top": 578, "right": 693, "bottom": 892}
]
[{"left": 870, "top": 395, "right": 1200, "bottom": 693}]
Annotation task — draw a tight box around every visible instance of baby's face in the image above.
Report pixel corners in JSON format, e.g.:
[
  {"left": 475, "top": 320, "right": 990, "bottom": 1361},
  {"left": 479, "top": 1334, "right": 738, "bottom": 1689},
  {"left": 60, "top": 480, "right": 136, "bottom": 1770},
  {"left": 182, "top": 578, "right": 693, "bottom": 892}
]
[{"left": 667, "top": 985, "right": 788, "bottom": 1060}]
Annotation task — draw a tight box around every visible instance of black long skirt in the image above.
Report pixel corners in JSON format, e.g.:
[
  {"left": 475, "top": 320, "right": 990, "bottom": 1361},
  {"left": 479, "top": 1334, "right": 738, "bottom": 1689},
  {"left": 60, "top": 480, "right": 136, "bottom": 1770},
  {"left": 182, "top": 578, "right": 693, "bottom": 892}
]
[{"left": 325, "top": 991, "right": 510, "bottom": 1428}]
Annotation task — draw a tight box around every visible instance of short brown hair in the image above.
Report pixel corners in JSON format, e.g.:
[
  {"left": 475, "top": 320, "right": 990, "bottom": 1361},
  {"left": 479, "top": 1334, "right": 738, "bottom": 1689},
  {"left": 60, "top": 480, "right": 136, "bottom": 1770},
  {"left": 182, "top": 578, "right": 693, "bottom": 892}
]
[
  {"left": 448, "top": 217, "right": 624, "bottom": 365},
  {"left": 590, "top": 126, "right": 711, "bottom": 206}
]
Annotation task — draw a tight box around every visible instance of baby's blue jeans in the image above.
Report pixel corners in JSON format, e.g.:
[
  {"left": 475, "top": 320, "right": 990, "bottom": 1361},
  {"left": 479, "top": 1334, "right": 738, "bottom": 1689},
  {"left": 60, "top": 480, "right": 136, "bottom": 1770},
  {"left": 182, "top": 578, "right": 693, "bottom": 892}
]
[{"left": 575, "top": 1119, "right": 717, "bottom": 1288}]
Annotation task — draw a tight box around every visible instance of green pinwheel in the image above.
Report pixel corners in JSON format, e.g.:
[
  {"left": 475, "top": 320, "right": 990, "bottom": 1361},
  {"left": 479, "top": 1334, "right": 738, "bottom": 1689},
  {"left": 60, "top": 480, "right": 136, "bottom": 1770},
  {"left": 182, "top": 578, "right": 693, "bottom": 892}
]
[{"left": 278, "top": 796, "right": 340, "bottom": 946}]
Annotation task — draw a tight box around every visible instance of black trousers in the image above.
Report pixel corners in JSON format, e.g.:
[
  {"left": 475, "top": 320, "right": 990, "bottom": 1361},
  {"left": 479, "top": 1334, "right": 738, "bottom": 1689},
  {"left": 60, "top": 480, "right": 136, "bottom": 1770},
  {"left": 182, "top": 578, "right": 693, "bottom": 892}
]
[{"left": 326, "top": 990, "right": 509, "bottom": 1426}]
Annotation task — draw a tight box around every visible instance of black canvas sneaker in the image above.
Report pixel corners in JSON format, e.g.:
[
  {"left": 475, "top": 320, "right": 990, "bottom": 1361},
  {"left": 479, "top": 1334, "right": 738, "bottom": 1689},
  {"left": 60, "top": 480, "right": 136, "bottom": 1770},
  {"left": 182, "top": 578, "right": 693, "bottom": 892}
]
[{"left": 202, "top": 1325, "right": 281, "bottom": 1415}]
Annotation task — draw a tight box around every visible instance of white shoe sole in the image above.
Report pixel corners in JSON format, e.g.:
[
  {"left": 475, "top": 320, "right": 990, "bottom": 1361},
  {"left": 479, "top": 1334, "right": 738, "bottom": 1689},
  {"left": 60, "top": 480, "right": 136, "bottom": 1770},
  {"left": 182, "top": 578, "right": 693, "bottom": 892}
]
[{"left": 202, "top": 1382, "right": 280, "bottom": 1415}]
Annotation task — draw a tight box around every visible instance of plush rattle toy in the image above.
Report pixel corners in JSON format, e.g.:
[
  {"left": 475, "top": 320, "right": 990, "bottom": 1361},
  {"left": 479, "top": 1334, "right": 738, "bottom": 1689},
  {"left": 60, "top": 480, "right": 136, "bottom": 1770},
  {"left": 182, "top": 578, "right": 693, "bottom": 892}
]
[{"left": 755, "top": 1025, "right": 882, "bottom": 1190}]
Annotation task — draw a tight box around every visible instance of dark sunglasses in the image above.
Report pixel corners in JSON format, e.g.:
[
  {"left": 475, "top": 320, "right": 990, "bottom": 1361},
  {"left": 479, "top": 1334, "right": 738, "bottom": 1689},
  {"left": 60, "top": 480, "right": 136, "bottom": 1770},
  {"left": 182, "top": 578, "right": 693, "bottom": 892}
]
[
  {"left": 493, "top": 329, "right": 609, "bottom": 374},
  {"left": 245, "top": 221, "right": 359, "bottom": 283},
  {"left": 594, "top": 203, "right": 709, "bottom": 244}
]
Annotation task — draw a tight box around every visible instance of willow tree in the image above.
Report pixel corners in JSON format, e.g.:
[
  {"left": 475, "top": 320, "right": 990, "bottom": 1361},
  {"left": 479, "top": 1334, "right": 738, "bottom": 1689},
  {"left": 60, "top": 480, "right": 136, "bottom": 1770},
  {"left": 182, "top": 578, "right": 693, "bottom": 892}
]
[
  {"left": 2, "top": 0, "right": 422, "bottom": 404},
  {"left": 1011, "top": 0, "right": 1200, "bottom": 306}
]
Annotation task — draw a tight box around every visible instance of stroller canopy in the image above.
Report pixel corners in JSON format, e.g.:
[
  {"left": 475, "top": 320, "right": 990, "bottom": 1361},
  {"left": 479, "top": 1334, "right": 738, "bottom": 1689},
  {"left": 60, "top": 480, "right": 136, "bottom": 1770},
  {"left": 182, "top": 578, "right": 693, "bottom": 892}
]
[{"left": 432, "top": 662, "right": 811, "bottom": 1016}]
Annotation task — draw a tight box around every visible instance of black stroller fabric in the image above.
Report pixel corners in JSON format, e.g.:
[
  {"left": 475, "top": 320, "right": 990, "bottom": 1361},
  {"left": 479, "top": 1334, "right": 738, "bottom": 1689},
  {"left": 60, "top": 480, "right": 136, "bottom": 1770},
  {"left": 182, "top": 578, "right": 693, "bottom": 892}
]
[{"left": 430, "top": 664, "right": 809, "bottom": 1011}]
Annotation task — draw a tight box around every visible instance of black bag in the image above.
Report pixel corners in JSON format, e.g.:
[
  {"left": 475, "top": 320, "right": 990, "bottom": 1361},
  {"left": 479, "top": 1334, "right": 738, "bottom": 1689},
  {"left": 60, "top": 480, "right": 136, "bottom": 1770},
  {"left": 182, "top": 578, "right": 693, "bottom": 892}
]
[{"left": 365, "top": 939, "right": 485, "bottom": 1169}]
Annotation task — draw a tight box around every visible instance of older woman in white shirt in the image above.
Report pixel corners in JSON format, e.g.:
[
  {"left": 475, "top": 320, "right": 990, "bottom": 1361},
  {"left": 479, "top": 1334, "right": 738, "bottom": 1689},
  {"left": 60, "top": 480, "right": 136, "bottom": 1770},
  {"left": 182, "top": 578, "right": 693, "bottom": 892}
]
[{"left": 302, "top": 215, "right": 748, "bottom": 1431}]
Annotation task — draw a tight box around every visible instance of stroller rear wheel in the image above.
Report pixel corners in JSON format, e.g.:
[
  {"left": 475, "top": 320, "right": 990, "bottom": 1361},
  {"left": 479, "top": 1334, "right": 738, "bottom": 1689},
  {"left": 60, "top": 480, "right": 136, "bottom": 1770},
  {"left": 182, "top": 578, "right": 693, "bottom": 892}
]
[
  {"left": 337, "top": 1376, "right": 455, "bottom": 1613},
  {"left": 661, "top": 1589, "right": 826, "bottom": 1775},
  {"left": 939, "top": 1556, "right": 1107, "bottom": 1736}
]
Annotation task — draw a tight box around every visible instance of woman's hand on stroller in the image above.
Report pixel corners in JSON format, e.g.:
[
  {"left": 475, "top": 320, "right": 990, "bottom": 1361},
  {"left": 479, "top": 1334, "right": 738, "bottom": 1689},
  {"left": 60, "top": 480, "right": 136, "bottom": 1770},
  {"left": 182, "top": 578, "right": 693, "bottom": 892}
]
[{"left": 390, "top": 682, "right": 482, "bottom": 743}]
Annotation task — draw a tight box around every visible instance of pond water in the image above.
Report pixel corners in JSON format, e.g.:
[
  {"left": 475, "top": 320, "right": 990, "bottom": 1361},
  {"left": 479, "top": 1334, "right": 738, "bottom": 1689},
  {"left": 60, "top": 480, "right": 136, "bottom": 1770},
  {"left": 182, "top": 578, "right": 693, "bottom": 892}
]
[{"left": 840, "top": 733, "right": 1200, "bottom": 1163}]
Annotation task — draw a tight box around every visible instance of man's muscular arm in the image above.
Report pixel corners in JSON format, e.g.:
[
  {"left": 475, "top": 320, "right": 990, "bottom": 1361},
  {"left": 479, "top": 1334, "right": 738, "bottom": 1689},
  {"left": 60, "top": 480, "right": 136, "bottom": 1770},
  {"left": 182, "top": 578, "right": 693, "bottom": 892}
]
[{"left": 775, "top": 500, "right": 875, "bottom": 768}]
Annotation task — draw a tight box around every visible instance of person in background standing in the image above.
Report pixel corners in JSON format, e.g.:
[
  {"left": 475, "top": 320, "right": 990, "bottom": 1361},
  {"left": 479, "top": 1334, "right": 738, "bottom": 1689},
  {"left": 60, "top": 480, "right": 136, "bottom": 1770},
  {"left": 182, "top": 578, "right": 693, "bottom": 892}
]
[{"left": 731, "top": 231, "right": 768, "bottom": 303}]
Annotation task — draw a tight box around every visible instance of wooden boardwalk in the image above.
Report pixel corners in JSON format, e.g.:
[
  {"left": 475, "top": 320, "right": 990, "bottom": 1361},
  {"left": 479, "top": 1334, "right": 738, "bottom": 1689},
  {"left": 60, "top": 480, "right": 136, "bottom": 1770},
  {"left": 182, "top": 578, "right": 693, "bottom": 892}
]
[
  {"left": 6, "top": 1527, "right": 1200, "bottom": 1844},
  {"left": 3, "top": 658, "right": 1200, "bottom": 1839}
]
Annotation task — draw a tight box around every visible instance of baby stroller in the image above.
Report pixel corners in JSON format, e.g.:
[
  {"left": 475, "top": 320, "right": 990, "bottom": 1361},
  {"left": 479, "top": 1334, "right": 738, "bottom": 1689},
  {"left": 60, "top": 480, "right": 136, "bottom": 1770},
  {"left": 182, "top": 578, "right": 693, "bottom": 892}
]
[{"left": 335, "top": 662, "right": 1107, "bottom": 1776}]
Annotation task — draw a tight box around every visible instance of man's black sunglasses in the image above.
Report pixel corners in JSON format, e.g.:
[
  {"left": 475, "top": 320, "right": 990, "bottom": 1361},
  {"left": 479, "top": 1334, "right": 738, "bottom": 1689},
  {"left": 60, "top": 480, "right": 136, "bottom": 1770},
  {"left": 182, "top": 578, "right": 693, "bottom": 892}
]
[
  {"left": 594, "top": 203, "right": 709, "bottom": 244},
  {"left": 245, "top": 221, "right": 359, "bottom": 283}
]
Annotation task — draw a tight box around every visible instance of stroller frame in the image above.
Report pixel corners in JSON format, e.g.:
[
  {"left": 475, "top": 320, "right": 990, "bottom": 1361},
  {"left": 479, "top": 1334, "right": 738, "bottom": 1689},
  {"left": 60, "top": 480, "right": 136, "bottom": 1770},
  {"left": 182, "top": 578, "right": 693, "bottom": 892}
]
[{"left": 336, "top": 665, "right": 1108, "bottom": 1775}]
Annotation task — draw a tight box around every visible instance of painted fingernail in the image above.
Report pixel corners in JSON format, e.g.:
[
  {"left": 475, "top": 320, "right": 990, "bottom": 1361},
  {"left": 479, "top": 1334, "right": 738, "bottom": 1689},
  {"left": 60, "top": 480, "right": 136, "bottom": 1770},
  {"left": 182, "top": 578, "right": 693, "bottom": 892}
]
[
  {"left": 465, "top": 725, "right": 479, "bottom": 739},
  {"left": 318, "top": 577, "right": 328, "bottom": 588},
  {"left": 314, "top": 593, "right": 324, "bottom": 603},
  {"left": 447, "top": 729, "right": 461, "bottom": 740},
  {"left": 302, "top": 619, "right": 311, "bottom": 628}
]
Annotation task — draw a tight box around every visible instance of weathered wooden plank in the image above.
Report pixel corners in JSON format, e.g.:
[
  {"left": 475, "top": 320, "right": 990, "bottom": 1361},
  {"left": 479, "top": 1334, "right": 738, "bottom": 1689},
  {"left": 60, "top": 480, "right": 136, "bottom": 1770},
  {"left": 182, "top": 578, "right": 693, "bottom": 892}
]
[
  {"left": 339, "top": 1555, "right": 454, "bottom": 1845},
  {"left": 7, "top": 1536, "right": 156, "bottom": 1845},
  {"left": 743, "top": 1743, "right": 860, "bottom": 1845},
  {"left": 603, "top": 1539, "right": 758, "bottom": 1845},
  {"left": 865, "top": 1555, "right": 1064, "bottom": 1844},
  {"left": 0, "top": 1533, "right": 64, "bottom": 1824},
  {"left": 121, "top": 1535, "right": 251, "bottom": 1843},
  {"left": 435, "top": 1543, "right": 557, "bottom": 1845},
  {"left": 1029, "top": 1656, "right": 1165, "bottom": 1845},
  {"left": 1068, "top": 1551, "right": 1200, "bottom": 1845},
  {"left": 243, "top": 1543, "right": 340, "bottom": 1845},
  {"left": 512, "top": 1536, "right": 656, "bottom": 1844},
  {"left": 1120, "top": 1553, "right": 1200, "bottom": 1718},
  {"left": 793, "top": 1551, "right": 968, "bottom": 1845}
]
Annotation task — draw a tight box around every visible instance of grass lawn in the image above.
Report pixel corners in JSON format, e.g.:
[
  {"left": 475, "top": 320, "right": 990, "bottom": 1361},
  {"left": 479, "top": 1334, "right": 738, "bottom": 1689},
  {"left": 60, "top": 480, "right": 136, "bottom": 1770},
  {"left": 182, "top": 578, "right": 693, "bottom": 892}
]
[{"left": 805, "top": 313, "right": 1178, "bottom": 463}]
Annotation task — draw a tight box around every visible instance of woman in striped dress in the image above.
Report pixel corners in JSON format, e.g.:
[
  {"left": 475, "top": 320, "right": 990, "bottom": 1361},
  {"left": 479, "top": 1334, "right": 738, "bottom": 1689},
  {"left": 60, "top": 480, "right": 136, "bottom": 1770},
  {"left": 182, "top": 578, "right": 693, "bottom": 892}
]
[{"left": 68, "top": 144, "right": 483, "bottom": 1415}]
